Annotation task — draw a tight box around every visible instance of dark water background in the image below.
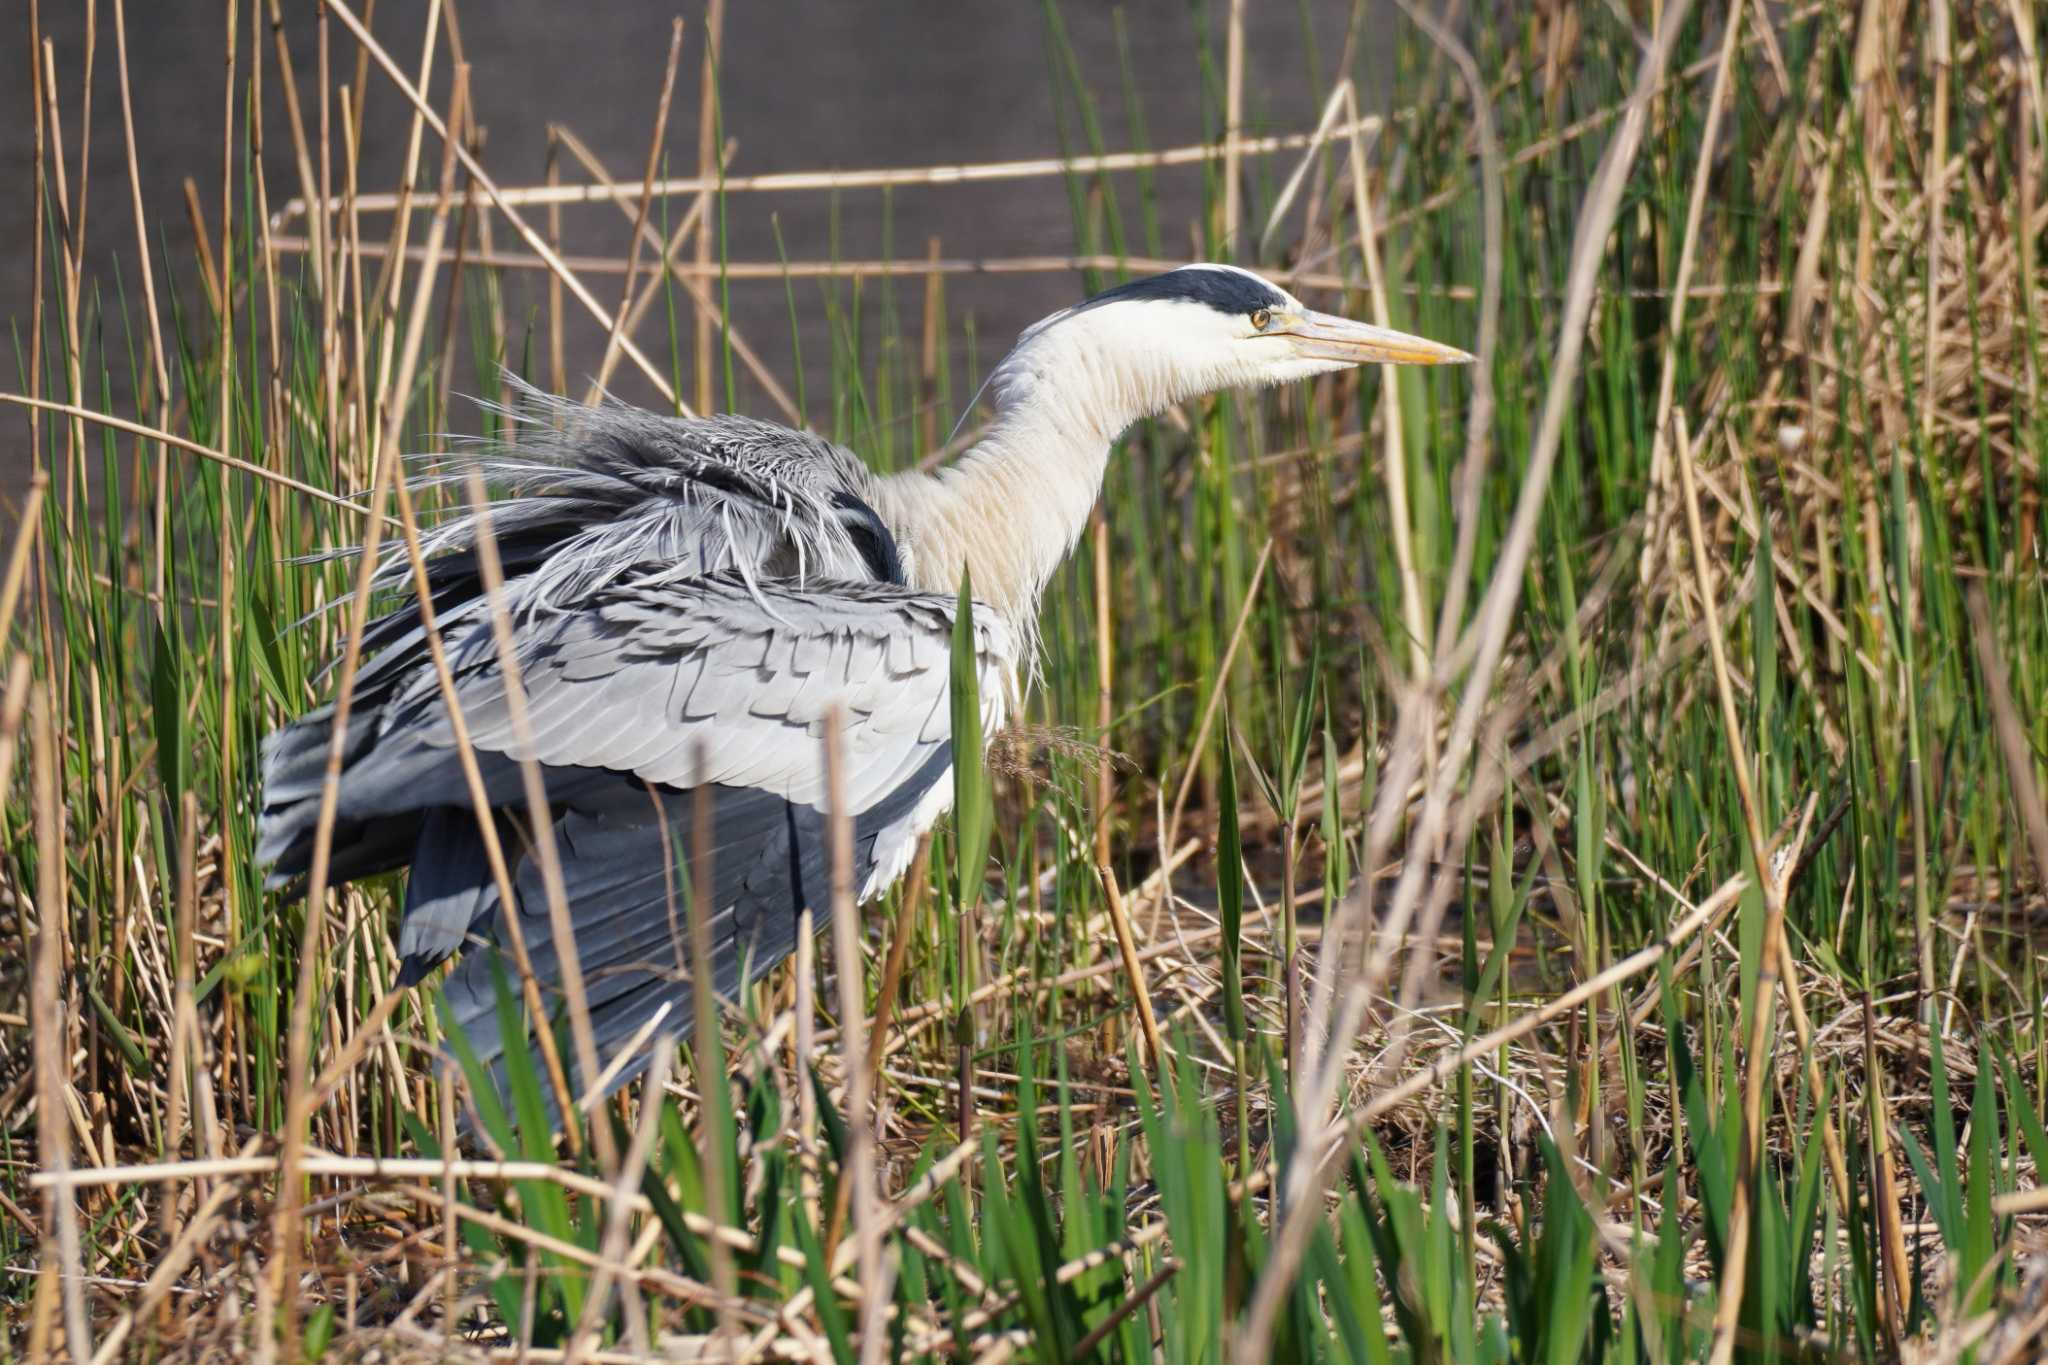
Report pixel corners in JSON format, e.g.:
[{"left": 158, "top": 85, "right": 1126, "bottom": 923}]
[{"left": 2, "top": 2, "right": 1394, "bottom": 501}]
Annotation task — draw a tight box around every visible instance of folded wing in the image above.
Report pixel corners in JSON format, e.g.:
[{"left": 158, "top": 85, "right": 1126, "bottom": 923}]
[{"left": 260, "top": 570, "right": 1012, "bottom": 1105}]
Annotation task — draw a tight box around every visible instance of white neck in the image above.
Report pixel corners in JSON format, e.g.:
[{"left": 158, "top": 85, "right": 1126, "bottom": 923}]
[{"left": 871, "top": 306, "right": 1218, "bottom": 630}]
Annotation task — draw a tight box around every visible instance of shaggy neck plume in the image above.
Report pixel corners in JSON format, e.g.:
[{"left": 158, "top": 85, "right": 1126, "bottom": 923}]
[{"left": 872, "top": 306, "right": 1208, "bottom": 632}]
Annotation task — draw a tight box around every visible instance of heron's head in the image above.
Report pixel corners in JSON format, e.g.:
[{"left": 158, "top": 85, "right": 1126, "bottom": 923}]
[{"left": 990, "top": 263, "right": 1471, "bottom": 436}]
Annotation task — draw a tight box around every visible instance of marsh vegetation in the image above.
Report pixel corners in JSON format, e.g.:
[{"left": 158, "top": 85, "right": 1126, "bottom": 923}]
[{"left": 5, "top": 1, "right": 2048, "bottom": 1360}]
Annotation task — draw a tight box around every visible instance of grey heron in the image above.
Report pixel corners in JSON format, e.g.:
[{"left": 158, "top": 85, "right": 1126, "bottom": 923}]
[{"left": 258, "top": 263, "right": 1469, "bottom": 1103}]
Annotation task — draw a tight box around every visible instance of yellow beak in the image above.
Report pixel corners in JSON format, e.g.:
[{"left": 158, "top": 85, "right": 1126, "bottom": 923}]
[{"left": 1277, "top": 309, "right": 1473, "bottom": 366}]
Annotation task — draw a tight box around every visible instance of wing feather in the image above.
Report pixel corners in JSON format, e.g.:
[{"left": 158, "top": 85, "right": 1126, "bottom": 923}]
[{"left": 414, "top": 575, "right": 1013, "bottom": 813}]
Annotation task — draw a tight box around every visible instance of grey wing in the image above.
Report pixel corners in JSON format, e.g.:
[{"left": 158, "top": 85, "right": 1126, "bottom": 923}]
[
  {"left": 402, "top": 575, "right": 1008, "bottom": 812},
  {"left": 341, "top": 384, "right": 903, "bottom": 682},
  {"left": 264, "top": 573, "right": 1014, "bottom": 1110}
]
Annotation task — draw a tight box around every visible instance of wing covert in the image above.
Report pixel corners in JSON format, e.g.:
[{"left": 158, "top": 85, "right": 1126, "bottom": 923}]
[{"left": 392, "top": 573, "right": 1013, "bottom": 818}]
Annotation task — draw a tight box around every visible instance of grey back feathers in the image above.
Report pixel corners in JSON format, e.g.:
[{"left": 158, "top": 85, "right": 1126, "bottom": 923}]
[
  {"left": 386, "top": 383, "right": 892, "bottom": 615},
  {"left": 260, "top": 382, "right": 1014, "bottom": 1117}
]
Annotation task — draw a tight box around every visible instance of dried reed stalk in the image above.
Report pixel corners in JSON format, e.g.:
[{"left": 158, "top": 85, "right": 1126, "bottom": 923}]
[
  {"left": 454, "top": 467, "right": 624, "bottom": 1174},
  {"left": 693, "top": 0, "right": 725, "bottom": 415},
  {"left": 565, "top": 1048, "right": 671, "bottom": 1362},
  {"left": 553, "top": 128, "right": 798, "bottom": 423},
  {"left": 1221, "top": 0, "right": 1245, "bottom": 253},
  {"left": 211, "top": 0, "right": 246, "bottom": 1147},
  {"left": 1094, "top": 862, "right": 1166, "bottom": 1071},
  {"left": 1674, "top": 406, "right": 1802, "bottom": 1365},
  {"left": 685, "top": 748, "right": 739, "bottom": 1345},
  {"left": 1342, "top": 80, "right": 1428, "bottom": 684},
  {"left": 33, "top": 681, "right": 90, "bottom": 1360},
  {"left": 265, "top": 240, "right": 1367, "bottom": 293},
  {"left": 274, "top": 116, "right": 1383, "bottom": 222},
  {"left": 383, "top": 348, "right": 579, "bottom": 1133},
  {"left": 1241, "top": 4, "right": 1696, "bottom": 1348},
  {"left": 323, "top": 0, "right": 684, "bottom": 409},
  {"left": 1391, "top": 0, "right": 1502, "bottom": 657},
  {"left": 1637, "top": 0, "right": 1743, "bottom": 591},
  {"left": 589, "top": 18, "right": 684, "bottom": 406},
  {"left": 111, "top": 0, "right": 175, "bottom": 603},
  {"left": 271, "top": 56, "right": 471, "bottom": 1346},
  {"left": 1163, "top": 539, "right": 1273, "bottom": 852},
  {"left": 864, "top": 833, "right": 933, "bottom": 1112},
  {"left": 0, "top": 395, "right": 378, "bottom": 521},
  {"left": 824, "top": 707, "right": 888, "bottom": 1364}
]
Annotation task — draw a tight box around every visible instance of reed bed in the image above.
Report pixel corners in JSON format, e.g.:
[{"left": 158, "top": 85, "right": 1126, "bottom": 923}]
[{"left": 4, "top": 1, "right": 2047, "bottom": 1360}]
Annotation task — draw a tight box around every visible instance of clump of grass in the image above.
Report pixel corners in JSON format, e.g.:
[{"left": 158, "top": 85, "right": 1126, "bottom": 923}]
[{"left": 4, "top": 1, "right": 2047, "bottom": 1360}]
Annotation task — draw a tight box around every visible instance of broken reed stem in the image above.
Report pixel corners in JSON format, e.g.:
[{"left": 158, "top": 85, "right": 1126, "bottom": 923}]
[
  {"left": 179, "top": 177, "right": 224, "bottom": 318},
  {"left": 1095, "top": 862, "right": 1167, "bottom": 1073}
]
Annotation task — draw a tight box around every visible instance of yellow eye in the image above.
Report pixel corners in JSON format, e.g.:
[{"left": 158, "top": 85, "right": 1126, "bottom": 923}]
[{"left": 1250, "top": 308, "right": 1273, "bottom": 330}]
